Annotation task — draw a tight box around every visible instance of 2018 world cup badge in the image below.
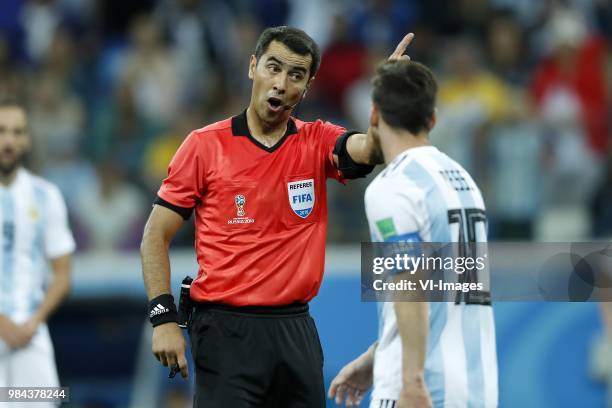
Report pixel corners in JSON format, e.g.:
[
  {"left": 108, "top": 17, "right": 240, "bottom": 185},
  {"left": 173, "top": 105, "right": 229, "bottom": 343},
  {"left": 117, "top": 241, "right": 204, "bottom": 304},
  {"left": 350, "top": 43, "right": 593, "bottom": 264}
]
[
  {"left": 227, "top": 194, "right": 255, "bottom": 224},
  {"left": 235, "top": 194, "right": 246, "bottom": 217},
  {"left": 287, "top": 179, "right": 315, "bottom": 218}
]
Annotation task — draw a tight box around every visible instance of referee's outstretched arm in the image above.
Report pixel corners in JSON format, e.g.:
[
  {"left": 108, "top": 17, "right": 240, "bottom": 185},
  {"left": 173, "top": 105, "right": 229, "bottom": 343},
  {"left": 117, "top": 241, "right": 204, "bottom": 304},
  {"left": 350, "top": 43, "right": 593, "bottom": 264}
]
[{"left": 140, "top": 205, "right": 188, "bottom": 379}]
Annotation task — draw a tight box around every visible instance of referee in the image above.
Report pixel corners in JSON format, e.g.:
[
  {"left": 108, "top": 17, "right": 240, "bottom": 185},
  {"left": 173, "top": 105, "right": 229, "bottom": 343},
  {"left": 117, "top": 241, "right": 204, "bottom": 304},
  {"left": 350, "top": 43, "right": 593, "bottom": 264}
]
[{"left": 140, "top": 26, "right": 413, "bottom": 407}]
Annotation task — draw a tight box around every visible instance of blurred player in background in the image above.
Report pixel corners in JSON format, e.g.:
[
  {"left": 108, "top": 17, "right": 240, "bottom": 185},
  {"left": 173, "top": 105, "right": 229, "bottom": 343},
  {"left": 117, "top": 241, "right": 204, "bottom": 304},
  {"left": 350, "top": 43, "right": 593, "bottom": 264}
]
[
  {"left": 140, "top": 26, "right": 413, "bottom": 407},
  {"left": 0, "top": 98, "right": 75, "bottom": 402},
  {"left": 329, "top": 61, "right": 498, "bottom": 407}
]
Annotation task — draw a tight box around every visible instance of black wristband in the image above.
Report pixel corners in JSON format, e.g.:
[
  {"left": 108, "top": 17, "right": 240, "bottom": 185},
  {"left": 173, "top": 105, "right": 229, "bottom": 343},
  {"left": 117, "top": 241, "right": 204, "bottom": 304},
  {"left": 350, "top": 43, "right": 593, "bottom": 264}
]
[{"left": 149, "top": 294, "right": 179, "bottom": 327}]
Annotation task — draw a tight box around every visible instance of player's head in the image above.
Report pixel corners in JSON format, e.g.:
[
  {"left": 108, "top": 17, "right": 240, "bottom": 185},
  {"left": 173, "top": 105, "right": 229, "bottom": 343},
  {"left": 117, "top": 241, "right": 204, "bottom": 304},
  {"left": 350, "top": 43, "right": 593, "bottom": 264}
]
[
  {"left": 0, "top": 97, "right": 30, "bottom": 178},
  {"left": 249, "top": 26, "right": 320, "bottom": 124},
  {"left": 370, "top": 60, "right": 438, "bottom": 144}
]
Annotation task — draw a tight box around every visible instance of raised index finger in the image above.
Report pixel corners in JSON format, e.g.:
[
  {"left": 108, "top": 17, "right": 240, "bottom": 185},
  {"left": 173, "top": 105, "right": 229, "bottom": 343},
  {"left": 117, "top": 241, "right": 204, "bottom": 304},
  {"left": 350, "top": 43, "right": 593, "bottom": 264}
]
[{"left": 390, "top": 33, "right": 414, "bottom": 60}]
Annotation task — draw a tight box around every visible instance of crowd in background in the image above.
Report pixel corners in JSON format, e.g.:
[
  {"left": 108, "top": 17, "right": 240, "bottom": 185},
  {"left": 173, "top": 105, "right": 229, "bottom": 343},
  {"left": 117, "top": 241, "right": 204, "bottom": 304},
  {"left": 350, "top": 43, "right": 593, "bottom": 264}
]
[{"left": 0, "top": 0, "right": 611, "bottom": 251}]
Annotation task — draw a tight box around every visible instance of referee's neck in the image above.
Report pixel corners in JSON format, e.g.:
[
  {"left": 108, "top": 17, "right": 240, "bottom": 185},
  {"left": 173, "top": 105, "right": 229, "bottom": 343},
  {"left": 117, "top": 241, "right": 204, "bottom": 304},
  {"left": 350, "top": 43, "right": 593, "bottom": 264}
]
[{"left": 245, "top": 107, "right": 288, "bottom": 140}]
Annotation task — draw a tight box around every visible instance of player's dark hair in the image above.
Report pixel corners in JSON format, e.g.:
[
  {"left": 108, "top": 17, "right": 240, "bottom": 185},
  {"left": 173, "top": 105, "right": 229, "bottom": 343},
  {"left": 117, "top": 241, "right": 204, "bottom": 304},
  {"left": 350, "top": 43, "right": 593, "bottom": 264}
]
[
  {"left": 372, "top": 60, "right": 438, "bottom": 135},
  {"left": 254, "top": 26, "right": 320, "bottom": 79},
  {"left": 0, "top": 95, "right": 25, "bottom": 111}
]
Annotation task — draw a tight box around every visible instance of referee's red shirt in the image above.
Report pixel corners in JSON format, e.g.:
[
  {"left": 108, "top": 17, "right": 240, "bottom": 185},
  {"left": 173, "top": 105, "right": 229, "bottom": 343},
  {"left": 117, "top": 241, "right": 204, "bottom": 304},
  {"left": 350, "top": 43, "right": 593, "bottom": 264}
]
[{"left": 157, "top": 110, "right": 349, "bottom": 306}]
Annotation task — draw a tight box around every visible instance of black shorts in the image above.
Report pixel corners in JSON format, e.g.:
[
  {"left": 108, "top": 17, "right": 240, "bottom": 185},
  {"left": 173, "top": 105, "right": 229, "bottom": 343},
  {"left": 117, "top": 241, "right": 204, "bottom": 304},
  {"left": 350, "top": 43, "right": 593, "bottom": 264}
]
[{"left": 189, "top": 303, "right": 325, "bottom": 408}]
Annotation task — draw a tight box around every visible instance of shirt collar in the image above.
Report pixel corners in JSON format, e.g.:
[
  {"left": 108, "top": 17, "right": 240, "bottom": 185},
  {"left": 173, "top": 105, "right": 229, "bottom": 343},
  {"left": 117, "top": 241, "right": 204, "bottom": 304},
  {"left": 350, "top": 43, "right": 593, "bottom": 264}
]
[
  {"left": 388, "top": 145, "right": 439, "bottom": 167},
  {"left": 0, "top": 167, "right": 26, "bottom": 191},
  {"left": 231, "top": 109, "right": 298, "bottom": 138}
]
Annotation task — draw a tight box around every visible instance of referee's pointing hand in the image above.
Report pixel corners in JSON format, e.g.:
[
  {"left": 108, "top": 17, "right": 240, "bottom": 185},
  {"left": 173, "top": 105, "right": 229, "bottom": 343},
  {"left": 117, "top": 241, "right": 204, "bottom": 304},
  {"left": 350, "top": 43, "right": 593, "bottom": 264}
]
[
  {"left": 389, "top": 33, "right": 414, "bottom": 61},
  {"left": 152, "top": 322, "right": 189, "bottom": 379}
]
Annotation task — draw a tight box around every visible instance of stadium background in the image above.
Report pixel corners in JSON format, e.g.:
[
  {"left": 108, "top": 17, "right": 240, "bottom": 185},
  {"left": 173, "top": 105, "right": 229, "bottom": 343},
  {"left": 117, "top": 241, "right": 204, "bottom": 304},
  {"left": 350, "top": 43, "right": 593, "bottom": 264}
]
[{"left": 1, "top": 0, "right": 611, "bottom": 406}]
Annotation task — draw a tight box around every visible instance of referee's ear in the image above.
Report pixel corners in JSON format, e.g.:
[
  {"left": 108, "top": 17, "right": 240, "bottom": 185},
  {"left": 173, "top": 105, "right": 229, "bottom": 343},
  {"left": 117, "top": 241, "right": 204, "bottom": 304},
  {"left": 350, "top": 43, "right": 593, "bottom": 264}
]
[
  {"left": 303, "top": 78, "right": 314, "bottom": 98},
  {"left": 248, "top": 55, "right": 257, "bottom": 80}
]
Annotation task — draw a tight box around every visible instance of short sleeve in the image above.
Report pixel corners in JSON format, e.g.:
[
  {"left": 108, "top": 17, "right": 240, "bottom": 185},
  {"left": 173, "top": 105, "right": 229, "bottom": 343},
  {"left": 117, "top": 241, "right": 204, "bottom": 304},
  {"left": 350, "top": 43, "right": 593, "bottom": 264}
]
[
  {"left": 366, "top": 179, "right": 425, "bottom": 243},
  {"left": 157, "top": 131, "right": 206, "bottom": 209},
  {"left": 317, "top": 121, "right": 347, "bottom": 182},
  {"left": 366, "top": 180, "right": 427, "bottom": 276},
  {"left": 45, "top": 186, "right": 76, "bottom": 258}
]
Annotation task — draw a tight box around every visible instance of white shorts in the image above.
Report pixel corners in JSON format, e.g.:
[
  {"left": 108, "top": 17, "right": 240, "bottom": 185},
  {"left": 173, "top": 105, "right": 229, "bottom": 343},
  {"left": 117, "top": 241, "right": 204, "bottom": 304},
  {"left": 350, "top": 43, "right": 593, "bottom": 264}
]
[
  {"left": 0, "top": 324, "right": 59, "bottom": 408},
  {"left": 370, "top": 399, "right": 397, "bottom": 408}
]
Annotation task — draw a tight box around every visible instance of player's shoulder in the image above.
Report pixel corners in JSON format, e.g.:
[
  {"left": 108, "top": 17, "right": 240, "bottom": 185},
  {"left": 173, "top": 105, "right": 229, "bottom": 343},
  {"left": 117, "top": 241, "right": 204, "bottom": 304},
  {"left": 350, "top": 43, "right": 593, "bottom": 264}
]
[
  {"left": 20, "top": 169, "right": 64, "bottom": 199},
  {"left": 392, "top": 146, "right": 468, "bottom": 181},
  {"left": 366, "top": 167, "right": 425, "bottom": 207}
]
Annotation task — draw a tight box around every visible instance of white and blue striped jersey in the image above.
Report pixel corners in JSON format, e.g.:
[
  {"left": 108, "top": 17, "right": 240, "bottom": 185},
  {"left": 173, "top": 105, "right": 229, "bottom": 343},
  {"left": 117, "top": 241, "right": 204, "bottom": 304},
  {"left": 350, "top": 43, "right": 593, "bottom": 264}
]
[
  {"left": 0, "top": 168, "right": 75, "bottom": 323},
  {"left": 365, "top": 146, "right": 498, "bottom": 408}
]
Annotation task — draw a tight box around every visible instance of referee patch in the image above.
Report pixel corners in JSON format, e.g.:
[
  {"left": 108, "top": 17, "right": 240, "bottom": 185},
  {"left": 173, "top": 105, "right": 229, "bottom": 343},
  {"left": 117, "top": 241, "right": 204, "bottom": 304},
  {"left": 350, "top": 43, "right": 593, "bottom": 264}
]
[{"left": 287, "top": 179, "right": 315, "bottom": 218}]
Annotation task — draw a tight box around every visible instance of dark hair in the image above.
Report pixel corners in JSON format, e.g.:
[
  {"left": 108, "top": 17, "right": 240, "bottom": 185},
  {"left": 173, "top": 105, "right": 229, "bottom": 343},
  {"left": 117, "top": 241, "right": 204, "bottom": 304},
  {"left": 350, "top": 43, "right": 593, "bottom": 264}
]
[
  {"left": 0, "top": 95, "right": 25, "bottom": 110},
  {"left": 372, "top": 60, "right": 438, "bottom": 135},
  {"left": 254, "top": 26, "right": 320, "bottom": 79}
]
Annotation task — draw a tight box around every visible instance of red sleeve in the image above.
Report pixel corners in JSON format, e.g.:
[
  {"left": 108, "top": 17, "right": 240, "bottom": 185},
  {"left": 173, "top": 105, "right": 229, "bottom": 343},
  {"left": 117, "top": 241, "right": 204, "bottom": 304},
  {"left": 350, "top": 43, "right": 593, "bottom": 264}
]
[
  {"left": 157, "top": 131, "right": 206, "bottom": 208},
  {"left": 316, "top": 120, "right": 347, "bottom": 183}
]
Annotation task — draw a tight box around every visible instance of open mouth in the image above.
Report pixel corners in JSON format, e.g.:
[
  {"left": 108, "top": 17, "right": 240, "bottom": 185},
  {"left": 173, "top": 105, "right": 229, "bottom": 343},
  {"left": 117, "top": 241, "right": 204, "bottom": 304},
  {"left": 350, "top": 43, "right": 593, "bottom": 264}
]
[{"left": 267, "top": 97, "right": 283, "bottom": 111}]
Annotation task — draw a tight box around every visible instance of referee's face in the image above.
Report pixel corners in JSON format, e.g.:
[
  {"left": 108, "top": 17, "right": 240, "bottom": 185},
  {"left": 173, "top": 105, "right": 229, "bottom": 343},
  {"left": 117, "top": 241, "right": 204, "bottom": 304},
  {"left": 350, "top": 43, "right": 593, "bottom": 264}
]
[
  {"left": 0, "top": 106, "right": 30, "bottom": 176},
  {"left": 249, "top": 41, "right": 312, "bottom": 124}
]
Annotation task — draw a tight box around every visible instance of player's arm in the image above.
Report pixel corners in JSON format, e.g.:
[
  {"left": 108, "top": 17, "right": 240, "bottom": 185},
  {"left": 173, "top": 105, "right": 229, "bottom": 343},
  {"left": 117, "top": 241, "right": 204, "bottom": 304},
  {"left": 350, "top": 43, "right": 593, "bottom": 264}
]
[
  {"left": 394, "top": 299, "right": 432, "bottom": 408},
  {"left": 140, "top": 204, "right": 189, "bottom": 379},
  {"left": 0, "top": 314, "right": 27, "bottom": 349},
  {"left": 0, "top": 255, "right": 71, "bottom": 350},
  {"left": 35, "top": 255, "right": 71, "bottom": 324},
  {"left": 370, "top": 179, "right": 431, "bottom": 407},
  {"left": 334, "top": 33, "right": 415, "bottom": 167},
  {"left": 328, "top": 341, "right": 378, "bottom": 406}
]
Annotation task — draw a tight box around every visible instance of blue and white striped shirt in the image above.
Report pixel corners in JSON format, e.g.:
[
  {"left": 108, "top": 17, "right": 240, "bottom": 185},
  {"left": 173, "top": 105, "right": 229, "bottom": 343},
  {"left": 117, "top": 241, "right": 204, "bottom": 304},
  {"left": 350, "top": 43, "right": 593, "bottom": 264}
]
[{"left": 365, "top": 146, "right": 498, "bottom": 407}]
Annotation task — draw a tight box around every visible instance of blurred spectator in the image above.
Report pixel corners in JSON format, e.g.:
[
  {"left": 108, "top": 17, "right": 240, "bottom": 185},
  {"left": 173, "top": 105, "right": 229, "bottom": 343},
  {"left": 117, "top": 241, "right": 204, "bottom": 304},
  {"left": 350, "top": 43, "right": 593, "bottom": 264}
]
[
  {"left": 21, "top": 0, "right": 62, "bottom": 64},
  {"left": 430, "top": 37, "right": 511, "bottom": 177},
  {"left": 344, "top": 46, "right": 388, "bottom": 131},
  {"left": 0, "top": 34, "right": 26, "bottom": 99},
  {"left": 73, "top": 162, "right": 147, "bottom": 252},
  {"left": 89, "top": 82, "right": 157, "bottom": 178},
  {"left": 28, "top": 72, "right": 84, "bottom": 171},
  {"left": 287, "top": 0, "right": 341, "bottom": 51},
  {"left": 486, "top": 121, "right": 544, "bottom": 239},
  {"left": 489, "top": 0, "right": 548, "bottom": 30},
  {"left": 41, "top": 27, "right": 82, "bottom": 94},
  {"left": 531, "top": 8, "right": 609, "bottom": 155},
  {"left": 349, "top": 0, "right": 418, "bottom": 48},
  {"left": 530, "top": 9, "right": 607, "bottom": 206},
  {"left": 154, "top": 0, "right": 213, "bottom": 106},
  {"left": 313, "top": 15, "right": 366, "bottom": 115},
  {"left": 247, "top": 0, "right": 290, "bottom": 29},
  {"left": 141, "top": 109, "right": 204, "bottom": 193},
  {"left": 119, "top": 14, "right": 182, "bottom": 129},
  {"left": 487, "top": 11, "right": 530, "bottom": 85}
]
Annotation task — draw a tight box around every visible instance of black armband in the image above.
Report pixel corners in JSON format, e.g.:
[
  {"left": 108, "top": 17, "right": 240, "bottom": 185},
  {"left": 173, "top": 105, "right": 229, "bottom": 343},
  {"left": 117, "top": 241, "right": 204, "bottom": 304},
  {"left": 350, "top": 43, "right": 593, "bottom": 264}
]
[
  {"left": 149, "top": 294, "right": 179, "bottom": 327},
  {"left": 154, "top": 196, "right": 193, "bottom": 220},
  {"left": 333, "top": 131, "right": 376, "bottom": 179}
]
